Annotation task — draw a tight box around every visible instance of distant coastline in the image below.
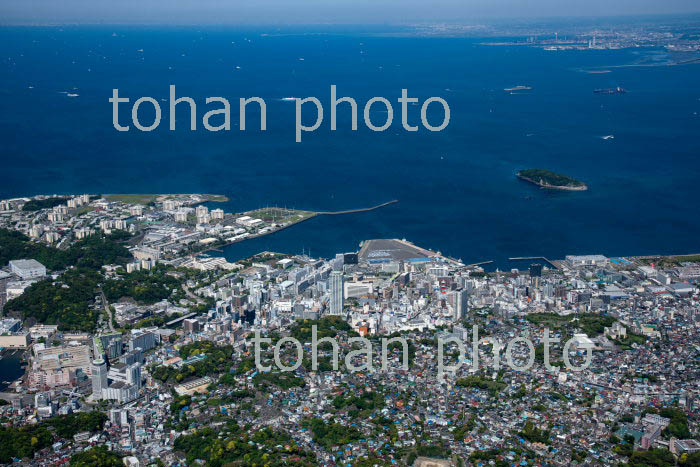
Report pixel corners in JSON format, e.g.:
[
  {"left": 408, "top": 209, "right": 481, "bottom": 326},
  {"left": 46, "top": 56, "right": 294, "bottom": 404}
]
[{"left": 516, "top": 169, "right": 588, "bottom": 191}]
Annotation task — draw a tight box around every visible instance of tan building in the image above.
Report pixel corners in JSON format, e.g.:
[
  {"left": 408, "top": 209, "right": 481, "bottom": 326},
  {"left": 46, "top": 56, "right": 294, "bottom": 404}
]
[
  {"left": 34, "top": 343, "right": 92, "bottom": 374},
  {"left": 28, "top": 325, "right": 58, "bottom": 340},
  {"left": 0, "top": 333, "right": 30, "bottom": 349},
  {"left": 28, "top": 368, "right": 76, "bottom": 390},
  {"left": 174, "top": 376, "right": 212, "bottom": 396},
  {"left": 413, "top": 458, "right": 454, "bottom": 467}
]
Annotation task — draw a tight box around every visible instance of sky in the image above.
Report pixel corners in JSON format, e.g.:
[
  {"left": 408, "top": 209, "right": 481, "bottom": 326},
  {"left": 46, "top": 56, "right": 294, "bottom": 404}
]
[{"left": 1, "top": 0, "right": 699, "bottom": 25}]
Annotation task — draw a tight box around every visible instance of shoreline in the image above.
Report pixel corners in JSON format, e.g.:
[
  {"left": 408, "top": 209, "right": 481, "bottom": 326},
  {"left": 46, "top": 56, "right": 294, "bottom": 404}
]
[
  {"left": 0, "top": 349, "right": 26, "bottom": 393},
  {"left": 8, "top": 193, "right": 700, "bottom": 270},
  {"left": 204, "top": 200, "right": 399, "bottom": 255}
]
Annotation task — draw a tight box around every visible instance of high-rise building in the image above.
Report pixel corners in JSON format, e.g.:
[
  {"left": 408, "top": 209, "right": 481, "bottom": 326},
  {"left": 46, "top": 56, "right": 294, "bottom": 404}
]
[
  {"left": 94, "top": 333, "right": 123, "bottom": 361},
  {"left": 91, "top": 359, "right": 108, "bottom": 400},
  {"left": 128, "top": 330, "right": 157, "bottom": 352},
  {"left": 543, "top": 282, "right": 554, "bottom": 298},
  {"left": 530, "top": 264, "right": 543, "bottom": 288},
  {"left": 108, "top": 362, "right": 142, "bottom": 390},
  {"left": 329, "top": 271, "right": 344, "bottom": 316},
  {"left": 183, "top": 318, "right": 200, "bottom": 334},
  {"left": 343, "top": 252, "right": 358, "bottom": 265},
  {"left": 119, "top": 348, "right": 143, "bottom": 366},
  {"left": 453, "top": 288, "right": 468, "bottom": 321},
  {"left": 529, "top": 263, "right": 543, "bottom": 277}
]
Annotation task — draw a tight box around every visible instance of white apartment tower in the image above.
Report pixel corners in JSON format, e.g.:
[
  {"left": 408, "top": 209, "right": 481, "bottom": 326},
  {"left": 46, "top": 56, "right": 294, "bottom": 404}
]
[
  {"left": 91, "top": 358, "right": 108, "bottom": 400},
  {"left": 453, "top": 288, "right": 468, "bottom": 321},
  {"left": 329, "top": 271, "right": 344, "bottom": 316}
]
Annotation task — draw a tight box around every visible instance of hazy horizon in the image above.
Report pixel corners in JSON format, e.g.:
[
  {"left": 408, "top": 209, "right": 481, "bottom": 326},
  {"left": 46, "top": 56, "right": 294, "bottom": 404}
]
[{"left": 2, "top": 0, "right": 700, "bottom": 26}]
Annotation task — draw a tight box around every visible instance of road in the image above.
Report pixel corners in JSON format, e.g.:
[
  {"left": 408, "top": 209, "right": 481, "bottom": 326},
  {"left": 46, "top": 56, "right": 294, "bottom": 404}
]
[
  {"left": 100, "top": 288, "right": 115, "bottom": 332},
  {"left": 182, "top": 283, "right": 206, "bottom": 305}
]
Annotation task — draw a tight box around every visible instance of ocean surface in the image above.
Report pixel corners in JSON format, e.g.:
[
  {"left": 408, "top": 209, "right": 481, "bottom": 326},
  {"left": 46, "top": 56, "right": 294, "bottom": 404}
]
[
  {"left": 0, "top": 350, "right": 25, "bottom": 391},
  {"left": 1, "top": 25, "right": 699, "bottom": 268}
]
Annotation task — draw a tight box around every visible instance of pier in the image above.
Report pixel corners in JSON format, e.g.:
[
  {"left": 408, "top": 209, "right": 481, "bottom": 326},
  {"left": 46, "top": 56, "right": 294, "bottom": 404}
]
[
  {"left": 508, "top": 256, "right": 560, "bottom": 269},
  {"left": 316, "top": 199, "right": 398, "bottom": 216},
  {"left": 207, "top": 200, "right": 399, "bottom": 255}
]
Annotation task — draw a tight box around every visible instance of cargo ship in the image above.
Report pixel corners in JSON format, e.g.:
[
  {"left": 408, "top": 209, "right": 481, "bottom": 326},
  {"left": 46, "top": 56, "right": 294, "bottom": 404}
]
[
  {"left": 594, "top": 87, "right": 626, "bottom": 94},
  {"left": 504, "top": 85, "right": 532, "bottom": 92}
]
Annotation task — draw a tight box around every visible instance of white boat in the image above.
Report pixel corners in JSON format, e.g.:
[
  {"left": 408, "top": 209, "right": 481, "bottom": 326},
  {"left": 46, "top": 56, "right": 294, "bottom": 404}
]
[{"left": 504, "top": 85, "right": 532, "bottom": 92}]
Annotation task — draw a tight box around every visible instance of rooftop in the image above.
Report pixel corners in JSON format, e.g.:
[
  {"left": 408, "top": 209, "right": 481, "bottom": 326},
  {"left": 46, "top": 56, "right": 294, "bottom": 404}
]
[
  {"left": 8, "top": 259, "right": 45, "bottom": 269},
  {"left": 358, "top": 239, "right": 437, "bottom": 263}
]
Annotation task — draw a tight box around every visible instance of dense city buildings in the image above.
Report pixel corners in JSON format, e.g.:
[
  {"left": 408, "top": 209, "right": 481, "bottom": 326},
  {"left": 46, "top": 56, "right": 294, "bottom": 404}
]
[{"left": 0, "top": 193, "right": 698, "bottom": 466}]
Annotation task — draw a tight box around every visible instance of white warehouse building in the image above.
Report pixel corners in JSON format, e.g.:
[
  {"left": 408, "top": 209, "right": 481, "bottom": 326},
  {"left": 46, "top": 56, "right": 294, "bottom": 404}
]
[{"left": 9, "top": 259, "right": 47, "bottom": 280}]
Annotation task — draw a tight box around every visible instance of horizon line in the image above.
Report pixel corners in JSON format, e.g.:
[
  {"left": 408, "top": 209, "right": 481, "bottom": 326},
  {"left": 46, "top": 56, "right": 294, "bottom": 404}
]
[{"left": 2, "top": 12, "right": 700, "bottom": 28}]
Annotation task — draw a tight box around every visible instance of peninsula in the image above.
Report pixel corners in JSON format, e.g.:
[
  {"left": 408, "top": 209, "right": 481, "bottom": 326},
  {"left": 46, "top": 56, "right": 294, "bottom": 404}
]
[
  {"left": 517, "top": 169, "right": 588, "bottom": 191},
  {"left": 0, "top": 194, "right": 398, "bottom": 262}
]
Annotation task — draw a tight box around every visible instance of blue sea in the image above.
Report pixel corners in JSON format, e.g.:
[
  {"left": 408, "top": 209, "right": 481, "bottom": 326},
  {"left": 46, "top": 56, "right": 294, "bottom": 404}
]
[
  {"left": 0, "top": 350, "right": 24, "bottom": 391},
  {"left": 1, "top": 25, "right": 699, "bottom": 268}
]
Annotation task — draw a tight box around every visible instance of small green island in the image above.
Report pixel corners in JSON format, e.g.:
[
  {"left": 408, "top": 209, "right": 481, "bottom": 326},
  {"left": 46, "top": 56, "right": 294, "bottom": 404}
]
[{"left": 517, "top": 169, "right": 588, "bottom": 191}]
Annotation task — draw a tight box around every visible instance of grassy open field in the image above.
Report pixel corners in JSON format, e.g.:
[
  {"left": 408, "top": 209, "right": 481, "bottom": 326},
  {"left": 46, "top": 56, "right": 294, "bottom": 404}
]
[
  {"left": 245, "top": 207, "right": 316, "bottom": 224},
  {"left": 104, "top": 194, "right": 159, "bottom": 205},
  {"left": 638, "top": 254, "right": 700, "bottom": 267},
  {"left": 103, "top": 194, "right": 229, "bottom": 205}
]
